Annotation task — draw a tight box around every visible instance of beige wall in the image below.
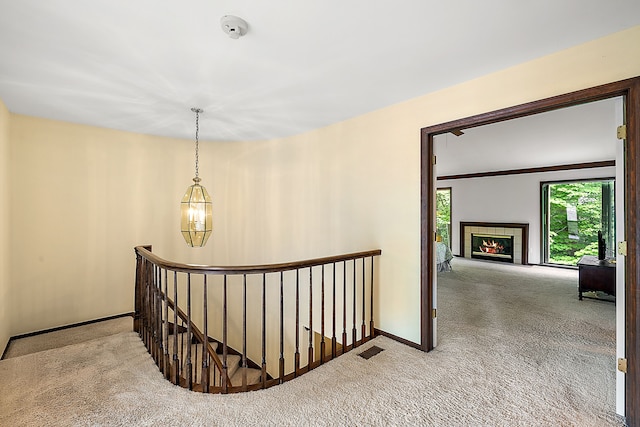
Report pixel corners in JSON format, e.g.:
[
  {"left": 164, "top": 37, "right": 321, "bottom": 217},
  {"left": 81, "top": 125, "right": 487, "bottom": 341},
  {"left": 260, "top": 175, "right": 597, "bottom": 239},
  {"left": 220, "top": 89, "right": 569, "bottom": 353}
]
[
  {"left": 219, "top": 26, "right": 640, "bottom": 343},
  {"left": 7, "top": 118, "right": 215, "bottom": 335},
  {"left": 0, "top": 98, "right": 10, "bottom": 352},
  {"left": 4, "top": 25, "right": 640, "bottom": 346}
]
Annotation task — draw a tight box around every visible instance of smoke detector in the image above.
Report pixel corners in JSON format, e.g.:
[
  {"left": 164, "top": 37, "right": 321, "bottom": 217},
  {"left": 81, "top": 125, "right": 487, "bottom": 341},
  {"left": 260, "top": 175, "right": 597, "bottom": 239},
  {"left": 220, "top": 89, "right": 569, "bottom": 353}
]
[{"left": 220, "top": 15, "right": 248, "bottom": 39}]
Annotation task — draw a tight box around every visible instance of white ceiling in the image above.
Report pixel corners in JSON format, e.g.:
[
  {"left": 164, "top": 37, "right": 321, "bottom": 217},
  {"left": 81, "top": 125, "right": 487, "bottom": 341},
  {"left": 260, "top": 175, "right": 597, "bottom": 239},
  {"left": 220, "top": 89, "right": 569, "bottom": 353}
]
[
  {"left": 1, "top": 1, "right": 639, "bottom": 142},
  {"left": 434, "top": 97, "right": 621, "bottom": 176}
]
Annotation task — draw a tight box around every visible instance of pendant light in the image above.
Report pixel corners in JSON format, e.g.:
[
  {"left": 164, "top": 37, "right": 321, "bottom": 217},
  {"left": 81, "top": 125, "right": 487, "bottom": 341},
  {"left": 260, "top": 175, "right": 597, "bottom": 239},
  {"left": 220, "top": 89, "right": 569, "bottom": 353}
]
[{"left": 181, "top": 108, "right": 212, "bottom": 247}]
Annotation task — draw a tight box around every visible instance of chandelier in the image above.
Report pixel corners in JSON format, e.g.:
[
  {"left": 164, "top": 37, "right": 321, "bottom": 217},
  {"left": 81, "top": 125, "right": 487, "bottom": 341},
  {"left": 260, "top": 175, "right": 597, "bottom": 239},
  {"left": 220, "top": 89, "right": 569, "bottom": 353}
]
[{"left": 180, "top": 108, "right": 212, "bottom": 247}]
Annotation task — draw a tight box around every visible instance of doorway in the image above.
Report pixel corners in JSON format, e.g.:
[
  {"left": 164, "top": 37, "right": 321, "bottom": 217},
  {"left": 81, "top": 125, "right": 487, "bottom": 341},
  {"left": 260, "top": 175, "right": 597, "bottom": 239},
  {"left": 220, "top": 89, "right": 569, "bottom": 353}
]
[{"left": 420, "top": 77, "right": 640, "bottom": 425}]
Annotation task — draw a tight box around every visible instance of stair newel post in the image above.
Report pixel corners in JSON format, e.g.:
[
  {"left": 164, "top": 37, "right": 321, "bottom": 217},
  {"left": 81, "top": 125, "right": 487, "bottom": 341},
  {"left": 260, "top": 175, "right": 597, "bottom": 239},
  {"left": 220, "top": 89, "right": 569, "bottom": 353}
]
[
  {"left": 261, "top": 273, "right": 267, "bottom": 389},
  {"left": 242, "top": 274, "right": 248, "bottom": 390},
  {"left": 294, "top": 269, "right": 300, "bottom": 376},
  {"left": 320, "top": 264, "right": 326, "bottom": 364},
  {"left": 369, "top": 255, "right": 375, "bottom": 339},
  {"left": 202, "top": 274, "right": 209, "bottom": 393},
  {"left": 134, "top": 246, "right": 152, "bottom": 336},
  {"left": 222, "top": 275, "right": 229, "bottom": 393},
  {"left": 186, "top": 273, "right": 193, "bottom": 390},
  {"left": 307, "top": 266, "right": 313, "bottom": 372},
  {"left": 331, "top": 262, "right": 337, "bottom": 359},
  {"left": 352, "top": 258, "right": 357, "bottom": 349},
  {"left": 279, "top": 271, "right": 285, "bottom": 384},
  {"left": 361, "top": 257, "right": 366, "bottom": 343},
  {"left": 163, "top": 268, "right": 170, "bottom": 378},
  {"left": 342, "top": 260, "right": 347, "bottom": 354},
  {"left": 172, "top": 271, "right": 180, "bottom": 385}
]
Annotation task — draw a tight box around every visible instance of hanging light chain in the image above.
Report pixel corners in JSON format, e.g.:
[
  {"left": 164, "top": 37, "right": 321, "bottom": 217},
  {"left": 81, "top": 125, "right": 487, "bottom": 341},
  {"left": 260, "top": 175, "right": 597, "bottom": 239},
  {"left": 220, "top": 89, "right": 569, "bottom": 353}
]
[{"left": 191, "top": 107, "right": 203, "bottom": 180}]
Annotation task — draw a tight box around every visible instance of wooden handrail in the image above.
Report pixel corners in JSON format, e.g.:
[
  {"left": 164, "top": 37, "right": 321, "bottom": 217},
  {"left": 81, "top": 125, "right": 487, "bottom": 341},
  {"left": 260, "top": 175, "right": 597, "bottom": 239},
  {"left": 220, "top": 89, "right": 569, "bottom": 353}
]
[
  {"left": 134, "top": 245, "right": 381, "bottom": 275},
  {"left": 164, "top": 295, "right": 230, "bottom": 387}
]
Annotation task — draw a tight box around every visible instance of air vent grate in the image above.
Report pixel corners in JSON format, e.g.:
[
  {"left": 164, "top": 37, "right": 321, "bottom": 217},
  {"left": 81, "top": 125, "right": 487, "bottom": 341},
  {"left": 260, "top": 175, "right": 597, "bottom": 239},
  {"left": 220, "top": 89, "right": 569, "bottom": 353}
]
[{"left": 359, "top": 345, "right": 384, "bottom": 360}]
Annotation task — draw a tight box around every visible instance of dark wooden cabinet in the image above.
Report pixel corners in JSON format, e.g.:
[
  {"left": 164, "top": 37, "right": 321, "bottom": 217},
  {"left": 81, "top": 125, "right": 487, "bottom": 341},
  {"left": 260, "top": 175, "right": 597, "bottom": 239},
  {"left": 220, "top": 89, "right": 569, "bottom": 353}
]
[{"left": 577, "top": 255, "right": 616, "bottom": 301}]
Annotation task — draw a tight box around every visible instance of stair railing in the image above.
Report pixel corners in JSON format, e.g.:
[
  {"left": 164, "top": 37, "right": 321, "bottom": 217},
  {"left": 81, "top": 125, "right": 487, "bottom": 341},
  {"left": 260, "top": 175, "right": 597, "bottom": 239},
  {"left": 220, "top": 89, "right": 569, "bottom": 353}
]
[{"left": 134, "top": 245, "right": 382, "bottom": 394}]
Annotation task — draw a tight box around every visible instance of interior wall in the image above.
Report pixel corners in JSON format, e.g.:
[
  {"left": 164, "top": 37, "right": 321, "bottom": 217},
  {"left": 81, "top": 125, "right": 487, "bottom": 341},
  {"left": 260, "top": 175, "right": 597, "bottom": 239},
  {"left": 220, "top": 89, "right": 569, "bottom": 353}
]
[
  {"left": 0, "top": 98, "right": 10, "bottom": 352},
  {"left": 7, "top": 116, "right": 220, "bottom": 335},
  {"left": 5, "top": 25, "right": 640, "bottom": 344},
  {"left": 438, "top": 167, "right": 616, "bottom": 263}
]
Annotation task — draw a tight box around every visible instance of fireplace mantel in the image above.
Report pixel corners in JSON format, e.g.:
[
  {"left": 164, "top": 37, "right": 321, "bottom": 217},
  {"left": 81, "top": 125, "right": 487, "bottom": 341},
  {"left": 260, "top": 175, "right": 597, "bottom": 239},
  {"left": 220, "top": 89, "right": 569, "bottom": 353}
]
[{"left": 460, "top": 222, "right": 529, "bottom": 265}]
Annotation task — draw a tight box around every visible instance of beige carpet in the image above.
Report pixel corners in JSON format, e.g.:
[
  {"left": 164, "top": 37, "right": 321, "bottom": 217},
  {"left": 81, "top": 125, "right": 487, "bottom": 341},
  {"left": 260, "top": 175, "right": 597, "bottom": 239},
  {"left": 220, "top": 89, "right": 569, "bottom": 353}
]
[
  {"left": 0, "top": 258, "right": 624, "bottom": 426},
  {"left": 3, "top": 316, "right": 132, "bottom": 359}
]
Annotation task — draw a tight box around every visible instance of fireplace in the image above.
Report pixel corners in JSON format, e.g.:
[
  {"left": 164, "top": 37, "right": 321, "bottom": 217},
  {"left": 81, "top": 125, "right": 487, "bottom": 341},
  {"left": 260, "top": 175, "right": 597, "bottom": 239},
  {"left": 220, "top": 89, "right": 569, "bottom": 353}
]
[
  {"left": 471, "top": 234, "right": 514, "bottom": 263},
  {"left": 460, "top": 222, "right": 528, "bottom": 265}
]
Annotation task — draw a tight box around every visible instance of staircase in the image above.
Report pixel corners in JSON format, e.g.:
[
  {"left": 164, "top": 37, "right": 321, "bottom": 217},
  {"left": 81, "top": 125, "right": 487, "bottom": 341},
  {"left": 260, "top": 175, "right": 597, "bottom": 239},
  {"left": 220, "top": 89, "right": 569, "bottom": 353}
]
[
  {"left": 166, "top": 331, "right": 263, "bottom": 390},
  {"left": 134, "top": 245, "right": 382, "bottom": 394}
]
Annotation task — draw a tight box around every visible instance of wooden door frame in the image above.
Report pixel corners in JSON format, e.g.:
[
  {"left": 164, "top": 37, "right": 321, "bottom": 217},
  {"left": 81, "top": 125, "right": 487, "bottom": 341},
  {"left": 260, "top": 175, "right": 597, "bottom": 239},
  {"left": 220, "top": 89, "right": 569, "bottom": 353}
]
[{"left": 420, "top": 76, "right": 640, "bottom": 425}]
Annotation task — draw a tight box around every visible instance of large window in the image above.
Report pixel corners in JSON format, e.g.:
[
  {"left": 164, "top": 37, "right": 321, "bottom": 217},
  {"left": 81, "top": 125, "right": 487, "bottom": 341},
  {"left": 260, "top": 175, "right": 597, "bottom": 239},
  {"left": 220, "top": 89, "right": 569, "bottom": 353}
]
[
  {"left": 541, "top": 179, "right": 615, "bottom": 265},
  {"left": 436, "top": 187, "right": 452, "bottom": 249}
]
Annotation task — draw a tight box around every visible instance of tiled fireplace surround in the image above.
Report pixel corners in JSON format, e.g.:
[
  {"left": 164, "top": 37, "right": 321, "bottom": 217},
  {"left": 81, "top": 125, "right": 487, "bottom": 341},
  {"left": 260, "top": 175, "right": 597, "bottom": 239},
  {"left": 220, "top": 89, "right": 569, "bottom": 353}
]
[{"left": 460, "top": 222, "right": 529, "bottom": 265}]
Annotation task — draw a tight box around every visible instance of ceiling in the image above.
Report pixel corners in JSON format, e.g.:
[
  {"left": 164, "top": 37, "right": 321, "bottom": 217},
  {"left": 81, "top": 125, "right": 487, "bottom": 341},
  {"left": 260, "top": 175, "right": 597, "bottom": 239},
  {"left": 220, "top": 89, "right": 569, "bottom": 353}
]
[
  {"left": 1, "top": 1, "right": 639, "bottom": 142},
  {"left": 434, "top": 97, "right": 621, "bottom": 176}
]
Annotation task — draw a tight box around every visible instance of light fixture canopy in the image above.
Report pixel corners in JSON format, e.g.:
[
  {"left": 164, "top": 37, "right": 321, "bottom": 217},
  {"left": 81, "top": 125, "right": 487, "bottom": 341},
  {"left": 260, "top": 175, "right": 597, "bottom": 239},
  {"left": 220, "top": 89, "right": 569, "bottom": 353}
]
[{"left": 181, "top": 108, "right": 212, "bottom": 247}]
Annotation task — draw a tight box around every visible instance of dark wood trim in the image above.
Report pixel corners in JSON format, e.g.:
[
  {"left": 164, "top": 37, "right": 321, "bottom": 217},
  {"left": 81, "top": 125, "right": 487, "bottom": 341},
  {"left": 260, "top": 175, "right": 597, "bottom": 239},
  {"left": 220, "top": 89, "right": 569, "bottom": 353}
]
[
  {"left": 1, "top": 312, "right": 134, "bottom": 360},
  {"left": 626, "top": 77, "right": 640, "bottom": 427},
  {"left": 459, "top": 222, "right": 529, "bottom": 265},
  {"left": 420, "top": 132, "right": 435, "bottom": 351},
  {"left": 437, "top": 160, "right": 615, "bottom": 181},
  {"left": 421, "top": 76, "right": 640, "bottom": 426},
  {"left": 374, "top": 328, "right": 422, "bottom": 350}
]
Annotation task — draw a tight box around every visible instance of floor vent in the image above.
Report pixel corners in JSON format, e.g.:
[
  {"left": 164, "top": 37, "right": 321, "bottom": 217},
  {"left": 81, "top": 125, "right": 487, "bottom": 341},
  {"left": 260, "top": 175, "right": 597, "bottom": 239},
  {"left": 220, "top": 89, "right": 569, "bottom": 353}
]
[{"left": 359, "top": 345, "right": 384, "bottom": 360}]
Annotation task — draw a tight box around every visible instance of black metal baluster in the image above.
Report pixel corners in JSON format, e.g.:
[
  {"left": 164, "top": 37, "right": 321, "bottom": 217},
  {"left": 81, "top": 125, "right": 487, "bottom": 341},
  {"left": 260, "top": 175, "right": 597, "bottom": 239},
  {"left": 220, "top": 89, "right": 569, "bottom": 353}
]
[
  {"left": 242, "top": 274, "right": 248, "bottom": 389},
  {"left": 261, "top": 273, "right": 267, "bottom": 388},
  {"left": 222, "top": 275, "right": 228, "bottom": 393},
  {"left": 153, "top": 266, "right": 159, "bottom": 367},
  {"left": 202, "top": 274, "right": 209, "bottom": 392},
  {"left": 186, "top": 273, "right": 193, "bottom": 390},
  {"left": 151, "top": 265, "right": 157, "bottom": 362},
  {"left": 342, "top": 260, "right": 347, "bottom": 353},
  {"left": 320, "top": 264, "right": 326, "bottom": 364},
  {"left": 361, "top": 257, "right": 366, "bottom": 343},
  {"left": 352, "top": 259, "right": 358, "bottom": 348},
  {"left": 295, "top": 269, "right": 300, "bottom": 376},
  {"left": 332, "top": 262, "right": 337, "bottom": 358},
  {"left": 279, "top": 271, "right": 285, "bottom": 383},
  {"left": 163, "top": 268, "right": 169, "bottom": 378},
  {"left": 173, "top": 271, "right": 179, "bottom": 385},
  {"left": 307, "top": 267, "right": 313, "bottom": 371},
  {"left": 369, "top": 256, "right": 374, "bottom": 339}
]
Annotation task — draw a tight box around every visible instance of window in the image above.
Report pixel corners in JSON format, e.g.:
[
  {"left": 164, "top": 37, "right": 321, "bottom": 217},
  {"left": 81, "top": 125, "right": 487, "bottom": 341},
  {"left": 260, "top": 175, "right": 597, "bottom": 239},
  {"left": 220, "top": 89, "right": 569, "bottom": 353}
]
[
  {"left": 436, "top": 187, "right": 452, "bottom": 249},
  {"left": 541, "top": 179, "right": 615, "bottom": 265}
]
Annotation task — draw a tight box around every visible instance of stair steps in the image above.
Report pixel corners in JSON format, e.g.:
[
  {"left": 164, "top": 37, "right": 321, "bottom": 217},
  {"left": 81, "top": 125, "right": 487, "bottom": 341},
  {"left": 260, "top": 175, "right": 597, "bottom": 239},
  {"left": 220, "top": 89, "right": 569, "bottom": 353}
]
[
  {"left": 230, "top": 366, "right": 263, "bottom": 386},
  {"left": 167, "top": 333, "right": 262, "bottom": 388}
]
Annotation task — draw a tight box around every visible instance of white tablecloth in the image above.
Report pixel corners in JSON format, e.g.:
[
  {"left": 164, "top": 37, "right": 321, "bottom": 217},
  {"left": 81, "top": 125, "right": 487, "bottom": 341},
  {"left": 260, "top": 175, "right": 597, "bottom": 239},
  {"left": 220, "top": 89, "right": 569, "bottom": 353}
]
[{"left": 436, "top": 242, "right": 453, "bottom": 272}]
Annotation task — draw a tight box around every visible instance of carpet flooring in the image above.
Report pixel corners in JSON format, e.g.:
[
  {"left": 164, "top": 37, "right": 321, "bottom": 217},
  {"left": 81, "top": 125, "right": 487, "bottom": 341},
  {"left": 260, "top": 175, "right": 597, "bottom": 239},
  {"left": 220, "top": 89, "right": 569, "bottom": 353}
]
[
  {"left": 2, "top": 317, "right": 133, "bottom": 359},
  {"left": 0, "top": 258, "right": 623, "bottom": 426}
]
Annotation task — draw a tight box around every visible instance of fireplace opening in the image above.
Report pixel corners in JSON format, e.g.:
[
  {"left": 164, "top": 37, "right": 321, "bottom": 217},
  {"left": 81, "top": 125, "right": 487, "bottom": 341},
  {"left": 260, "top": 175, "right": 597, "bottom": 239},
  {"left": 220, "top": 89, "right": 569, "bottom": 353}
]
[{"left": 471, "top": 234, "right": 514, "bottom": 263}]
